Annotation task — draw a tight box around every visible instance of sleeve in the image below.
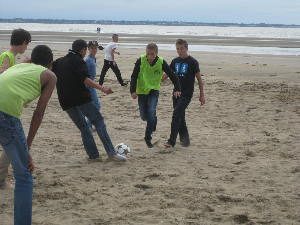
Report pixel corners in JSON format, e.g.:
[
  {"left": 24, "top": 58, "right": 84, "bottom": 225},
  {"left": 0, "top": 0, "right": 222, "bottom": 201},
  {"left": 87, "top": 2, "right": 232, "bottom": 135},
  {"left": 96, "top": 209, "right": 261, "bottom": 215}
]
[
  {"left": 169, "top": 59, "right": 175, "bottom": 73},
  {"left": 75, "top": 58, "right": 89, "bottom": 83},
  {"left": 193, "top": 58, "right": 200, "bottom": 74},
  {"left": 111, "top": 43, "right": 117, "bottom": 50},
  {"left": 162, "top": 60, "right": 181, "bottom": 92},
  {"left": 130, "top": 58, "right": 141, "bottom": 94}
]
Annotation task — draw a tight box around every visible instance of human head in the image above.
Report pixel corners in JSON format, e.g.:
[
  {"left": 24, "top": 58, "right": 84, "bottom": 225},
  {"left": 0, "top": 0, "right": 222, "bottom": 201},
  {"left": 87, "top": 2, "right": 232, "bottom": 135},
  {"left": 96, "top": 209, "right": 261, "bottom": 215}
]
[
  {"left": 31, "top": 45, "right": 53, "bottom": 68},
  {"left": 146, "top": 43, "right": 158, "bottom": 63},
  {"left": 175, "top": 39, "right": 189, "bottom": 58},
  {"left": 87, "top": 40, "right": 99, "bottom": 56},
  {"left": 72, "top": 39, "right": 88, "bottom": 58},
  {"left": 112, "top": 34, "right": 119, "bottom": 42},
  {"left": 10, "top": 28, "right": 31, "bottom": 54}
]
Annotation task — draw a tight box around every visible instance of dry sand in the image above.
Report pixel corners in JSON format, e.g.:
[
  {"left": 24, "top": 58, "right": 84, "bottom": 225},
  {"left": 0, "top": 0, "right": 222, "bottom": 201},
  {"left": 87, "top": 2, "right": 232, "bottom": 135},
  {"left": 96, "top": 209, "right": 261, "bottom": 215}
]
[{"left": 0, "top": 31, "right": 300, "bottom": 225}]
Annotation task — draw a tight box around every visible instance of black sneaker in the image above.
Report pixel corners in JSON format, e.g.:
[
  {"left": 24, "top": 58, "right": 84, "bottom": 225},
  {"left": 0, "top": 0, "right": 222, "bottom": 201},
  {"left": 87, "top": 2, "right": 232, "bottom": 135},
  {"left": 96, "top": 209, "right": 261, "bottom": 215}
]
[
  {"left": 180, "top": 139, "right": 190, "bottom": 147},
  {"left": 121, "top": 81, "right": 128, "bottom": 86},
  {"left": 144, "top": 138, "right": 154, "bottom": 148}
]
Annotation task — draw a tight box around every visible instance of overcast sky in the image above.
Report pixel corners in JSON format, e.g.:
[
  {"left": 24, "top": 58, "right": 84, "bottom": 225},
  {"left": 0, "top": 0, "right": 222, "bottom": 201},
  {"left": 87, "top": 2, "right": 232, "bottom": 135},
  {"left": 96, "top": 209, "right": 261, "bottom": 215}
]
[{"left": 0, "top": 0, "right": 299, "bottom": 25}]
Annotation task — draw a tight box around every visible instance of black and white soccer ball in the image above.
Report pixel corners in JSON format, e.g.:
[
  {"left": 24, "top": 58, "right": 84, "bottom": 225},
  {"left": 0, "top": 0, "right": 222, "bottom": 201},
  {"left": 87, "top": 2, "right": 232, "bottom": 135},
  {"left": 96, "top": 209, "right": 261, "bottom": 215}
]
[{"left": 115, "top": 143, "right": 131, "bottom": 156}]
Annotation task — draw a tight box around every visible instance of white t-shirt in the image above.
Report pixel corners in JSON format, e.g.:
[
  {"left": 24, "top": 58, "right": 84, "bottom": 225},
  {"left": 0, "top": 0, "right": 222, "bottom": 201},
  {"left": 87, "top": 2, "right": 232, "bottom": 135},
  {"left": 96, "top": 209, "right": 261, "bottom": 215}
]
[{"left": 104, "top": 42, "right": 117, "bottom": 61}]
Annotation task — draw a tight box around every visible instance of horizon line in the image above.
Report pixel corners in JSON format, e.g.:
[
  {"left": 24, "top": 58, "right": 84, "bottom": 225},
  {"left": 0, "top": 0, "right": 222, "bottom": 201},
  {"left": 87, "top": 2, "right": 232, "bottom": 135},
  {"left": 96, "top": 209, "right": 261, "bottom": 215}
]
[{"left": 0, "top": 18, "right": 299, "bottom": 27}]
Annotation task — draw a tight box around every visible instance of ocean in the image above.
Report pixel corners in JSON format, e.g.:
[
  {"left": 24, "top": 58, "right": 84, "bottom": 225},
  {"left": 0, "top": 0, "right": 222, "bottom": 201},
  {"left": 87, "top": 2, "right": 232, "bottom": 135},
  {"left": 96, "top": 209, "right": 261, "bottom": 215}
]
[{"left": 1, "top": 23, "right": 300, "bottom": 55}]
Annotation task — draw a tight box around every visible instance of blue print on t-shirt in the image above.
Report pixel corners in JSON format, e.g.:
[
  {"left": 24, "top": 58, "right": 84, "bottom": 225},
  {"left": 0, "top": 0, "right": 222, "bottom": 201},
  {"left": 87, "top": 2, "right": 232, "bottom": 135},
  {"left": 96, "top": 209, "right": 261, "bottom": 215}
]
[{"left": 175, "top": 63, "right": 189, "bottom": 77}]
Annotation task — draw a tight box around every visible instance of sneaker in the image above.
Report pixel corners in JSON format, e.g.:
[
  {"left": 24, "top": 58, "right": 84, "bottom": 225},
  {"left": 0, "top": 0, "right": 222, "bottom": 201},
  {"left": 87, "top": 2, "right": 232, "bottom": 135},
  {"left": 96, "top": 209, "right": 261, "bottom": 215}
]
[
  {"left": 87, "top": 156, "right": 102, "bottom": 162},
  {"left": 164, "top": 140, "right": 174, "bottom": 148},
  {"left": 180, "top": 140, "right": 190, "bottom": 147},
  {"left": 144, "top": 138, "right": 154, "bottom": 148},
  {"left": 110, "top": 153, "right": 127, "bottom": 162},
  {"left": 121, "top": 81, "right": 128, "bottom": 86}
]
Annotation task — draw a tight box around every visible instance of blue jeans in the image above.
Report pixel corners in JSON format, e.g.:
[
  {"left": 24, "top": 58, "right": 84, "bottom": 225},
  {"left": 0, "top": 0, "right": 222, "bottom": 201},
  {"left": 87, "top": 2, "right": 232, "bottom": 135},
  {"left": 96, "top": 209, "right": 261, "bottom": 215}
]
[
  {"left": 66, "top": 102, "right": 116, "bottom": 158},
  {"left": 86, "top": 87, "right": 101, "bottom": 128},
  {"left": 0, "top": 111, "right": 33, "bottom": 225},
  {"left": 168, "top": 96, "right": 191, "bottom": 146},
  {"left": 138, "top": 90, "right": 159, "bottom": 140}
]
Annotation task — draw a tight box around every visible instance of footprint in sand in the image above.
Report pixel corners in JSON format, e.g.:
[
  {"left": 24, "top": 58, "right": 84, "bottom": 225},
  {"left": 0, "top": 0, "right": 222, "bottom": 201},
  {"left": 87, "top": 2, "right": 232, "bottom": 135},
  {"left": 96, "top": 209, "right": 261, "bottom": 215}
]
[{"left": 233, "top": 214, "right": 250, "bottom": 224}]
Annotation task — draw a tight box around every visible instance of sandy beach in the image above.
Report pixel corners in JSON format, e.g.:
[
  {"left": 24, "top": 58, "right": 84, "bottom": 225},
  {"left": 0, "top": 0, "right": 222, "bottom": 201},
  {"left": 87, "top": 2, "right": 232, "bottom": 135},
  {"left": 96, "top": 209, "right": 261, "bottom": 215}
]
[{"left": 0, "top": 31, "right": 299, "bottom": 225}]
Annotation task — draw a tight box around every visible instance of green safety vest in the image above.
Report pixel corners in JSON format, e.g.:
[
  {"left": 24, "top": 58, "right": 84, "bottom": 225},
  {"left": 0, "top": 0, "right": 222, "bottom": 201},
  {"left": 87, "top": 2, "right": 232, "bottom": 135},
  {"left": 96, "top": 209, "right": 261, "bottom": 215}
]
[
  {"left": 136, "top": 54, "right": 164, "bottom": 94},
  {"left": 0, "top": 51, "right": 16, "bottom": 69}
]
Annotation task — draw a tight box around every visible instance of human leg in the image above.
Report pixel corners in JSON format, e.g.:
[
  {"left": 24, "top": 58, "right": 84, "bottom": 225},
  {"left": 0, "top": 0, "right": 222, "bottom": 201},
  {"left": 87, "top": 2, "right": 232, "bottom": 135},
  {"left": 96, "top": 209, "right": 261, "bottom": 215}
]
[
  {"left": 99, "top": 60, "right": 110, "bottom": 85},
  {"left": 110, "top": 62, "right": 126, "bottom": 86},
  {"left": 167, "top": 96, "right": 191, "bottom": 147},
  {"left": 0, "top": 151, "right": 10, "bottom": 187},
  {"left": 66, "top": 106, "right": 99, "bottom": 159},
  {"left": 0, "top": 112, "right": 33, "bottom": 225},
  {"left": 79, "top": 102, "right": 125, "bottom": 160}
]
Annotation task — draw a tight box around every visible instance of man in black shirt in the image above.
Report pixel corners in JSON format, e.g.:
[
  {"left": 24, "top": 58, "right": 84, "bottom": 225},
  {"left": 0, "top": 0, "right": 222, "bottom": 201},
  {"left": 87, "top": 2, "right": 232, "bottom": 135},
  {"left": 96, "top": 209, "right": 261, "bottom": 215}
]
[
  {"left": 130, "top": 43, "right": 181, "bottom": 148},
  {"left": 165, "top": 39, "right": 205, "bottom": 148},
  {"left": 53, "top": 39, "right": 126, "bottom": 161}
]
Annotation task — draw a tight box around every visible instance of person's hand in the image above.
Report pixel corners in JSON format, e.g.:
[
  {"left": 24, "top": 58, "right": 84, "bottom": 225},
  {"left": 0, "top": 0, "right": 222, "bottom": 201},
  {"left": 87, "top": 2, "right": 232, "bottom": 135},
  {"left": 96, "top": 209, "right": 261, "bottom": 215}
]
[
  {"left": 199, "top": 94, "right": 205, "bottom": 105},
  {"left": 161, "top": 73, "right": 168, "bottom": 82},
  {"left": 112, "top": 61, "right": 117, "bottom": 66},
  {"left": 101, "top": 86, "right": 113, "bottom": 95},
  {"left": 28, "top": 154, "right": 35, "bottom": 173},
  {"left": 131, "top": 92, "right": 137, "bottom": 99},
  {"left": 173, "top": 91, "right": 181, "bottom": 98}
]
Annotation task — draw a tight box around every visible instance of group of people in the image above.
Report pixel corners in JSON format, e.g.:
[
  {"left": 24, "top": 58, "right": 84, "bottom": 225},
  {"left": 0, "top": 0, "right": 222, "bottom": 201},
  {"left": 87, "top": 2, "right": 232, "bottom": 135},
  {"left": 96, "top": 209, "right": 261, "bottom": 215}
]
[{"left": 0, "top": 28, "right": 205, "bottom": 225}]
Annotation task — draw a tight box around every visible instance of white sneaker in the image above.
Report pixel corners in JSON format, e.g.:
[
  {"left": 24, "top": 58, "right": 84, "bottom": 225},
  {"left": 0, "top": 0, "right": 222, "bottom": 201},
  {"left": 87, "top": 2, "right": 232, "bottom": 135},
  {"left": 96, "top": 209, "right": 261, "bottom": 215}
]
[{"left": 110, "top": 153, "right": 127, "bottom": 162}]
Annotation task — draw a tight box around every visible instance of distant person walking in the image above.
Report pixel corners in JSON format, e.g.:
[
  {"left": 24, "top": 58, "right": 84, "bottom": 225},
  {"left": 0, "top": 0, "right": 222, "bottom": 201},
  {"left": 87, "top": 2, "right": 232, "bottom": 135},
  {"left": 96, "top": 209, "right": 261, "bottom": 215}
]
[{"left": 99, "top": 34, "right": 128, "bottom": 86}]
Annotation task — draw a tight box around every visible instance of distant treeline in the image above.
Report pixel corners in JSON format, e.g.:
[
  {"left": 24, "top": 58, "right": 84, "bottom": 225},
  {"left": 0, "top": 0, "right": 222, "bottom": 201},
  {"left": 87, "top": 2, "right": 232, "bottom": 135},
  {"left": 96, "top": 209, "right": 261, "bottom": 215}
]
[{"left": 0, "top": 18, "right": 299, "bottom": 28}]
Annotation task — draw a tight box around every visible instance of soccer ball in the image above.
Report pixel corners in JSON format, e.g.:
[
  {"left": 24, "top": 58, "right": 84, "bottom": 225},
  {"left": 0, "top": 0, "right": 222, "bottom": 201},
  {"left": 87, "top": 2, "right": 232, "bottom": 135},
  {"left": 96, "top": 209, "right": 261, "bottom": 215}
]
[{"left": 115, "top": 143, "right": 131, "bottom": 156}]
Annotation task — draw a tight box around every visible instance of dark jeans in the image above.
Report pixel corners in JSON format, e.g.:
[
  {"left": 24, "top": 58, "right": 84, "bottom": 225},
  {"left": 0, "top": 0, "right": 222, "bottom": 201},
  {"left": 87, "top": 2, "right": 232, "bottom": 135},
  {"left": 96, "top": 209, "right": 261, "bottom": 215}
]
[
  {"left": 168, "top": 95, "right": 191, "bottom": 146},
  {"left": 66, "top": 102, "right": 116, "bottom": 158},
  {"left": 138, "top": 90, "right": 159, "bottom": 141},
  {"left": 99, "top": 59, "right": 125, "bottom": 85}
]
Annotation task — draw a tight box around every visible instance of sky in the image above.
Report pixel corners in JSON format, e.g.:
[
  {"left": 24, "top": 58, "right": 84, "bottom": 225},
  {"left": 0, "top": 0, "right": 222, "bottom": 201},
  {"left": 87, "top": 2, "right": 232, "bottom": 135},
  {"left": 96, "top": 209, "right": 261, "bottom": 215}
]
[{"left": 0, "top": 0, "right": 299, "bottom": 25}]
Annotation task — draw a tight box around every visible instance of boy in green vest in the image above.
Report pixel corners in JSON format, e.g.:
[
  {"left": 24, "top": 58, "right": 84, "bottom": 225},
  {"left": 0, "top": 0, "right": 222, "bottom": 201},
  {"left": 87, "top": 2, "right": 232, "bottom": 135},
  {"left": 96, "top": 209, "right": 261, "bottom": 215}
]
[
  {"left": 0, "top": 28, "right": 31, "bottom": 189},
  {"left": 130, "top": 43, "right": 181, "bottom": 148},
  {"left": 0, "top": 45, "right": 56, "bottom": 225},
  {"left": 0, "top": 28, "right": 31, "bottom": 73}
]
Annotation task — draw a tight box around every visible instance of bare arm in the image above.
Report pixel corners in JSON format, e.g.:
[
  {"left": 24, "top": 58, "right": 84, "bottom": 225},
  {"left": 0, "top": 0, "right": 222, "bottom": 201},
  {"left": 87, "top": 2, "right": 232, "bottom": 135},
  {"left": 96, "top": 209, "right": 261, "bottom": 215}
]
[
  {"left": 84, "top": 77, "right": 113, "bottom": 94},
  {"left": 0, "top": 56, "right": 10, "bottom": 73},
  {"left": 27, "top": 70, "right": 57, "bottom": 148},
  {"left": 195, "top": 72, "right": 205, "bottom": 105}
]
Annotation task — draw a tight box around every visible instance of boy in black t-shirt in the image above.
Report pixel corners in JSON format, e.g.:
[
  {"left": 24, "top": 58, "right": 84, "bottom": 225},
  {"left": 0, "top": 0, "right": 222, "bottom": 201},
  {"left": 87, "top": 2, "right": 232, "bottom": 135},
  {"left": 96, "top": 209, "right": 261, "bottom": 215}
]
[
  {"left": 53, "top": 39, "right": 126, "bottom": 162},
  {"left": 165, "top": 39, "right": 205, "bottom": 148}
]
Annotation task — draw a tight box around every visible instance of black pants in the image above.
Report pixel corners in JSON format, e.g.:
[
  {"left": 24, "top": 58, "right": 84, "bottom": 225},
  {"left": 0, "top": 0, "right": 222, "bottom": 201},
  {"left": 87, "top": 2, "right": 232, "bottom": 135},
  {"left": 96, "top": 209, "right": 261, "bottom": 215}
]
[
  {"left": 99, "top": 59, "right": 124, "bottom": 85},
  {"left": 168, "top": 95, "right": 191, "bottom": 146}
]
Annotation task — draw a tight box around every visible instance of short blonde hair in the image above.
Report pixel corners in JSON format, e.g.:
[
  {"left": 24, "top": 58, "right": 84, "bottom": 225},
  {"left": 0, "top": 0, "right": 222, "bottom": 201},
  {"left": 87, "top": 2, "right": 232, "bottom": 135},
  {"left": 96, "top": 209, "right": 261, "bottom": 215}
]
[{"left": 146, "top": 43, "right": 158, "bottom": 53}]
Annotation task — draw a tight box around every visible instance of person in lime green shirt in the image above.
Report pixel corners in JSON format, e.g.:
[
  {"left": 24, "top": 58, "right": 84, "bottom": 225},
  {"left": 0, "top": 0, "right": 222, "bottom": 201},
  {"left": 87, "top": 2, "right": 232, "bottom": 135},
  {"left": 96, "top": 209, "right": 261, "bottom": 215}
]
[
  {"left": 130, "top": 43, "right": 181, "bottom": 148},
  {"left": 0, "top": 28, "right": 31, "bottom": 190},
  {"left": 0, "top": 28, "right": 31, "bottom": 73},
  {"left": 0, "top": 45, "right": 56, "bottom": 225}
]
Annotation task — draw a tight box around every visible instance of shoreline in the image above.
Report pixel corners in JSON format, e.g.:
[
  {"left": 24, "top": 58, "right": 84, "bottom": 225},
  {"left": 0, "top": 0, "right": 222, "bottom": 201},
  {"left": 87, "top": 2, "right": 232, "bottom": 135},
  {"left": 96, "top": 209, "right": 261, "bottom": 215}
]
[{"left": 1, "top": 30, "right": 300, "bottom": 49}]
